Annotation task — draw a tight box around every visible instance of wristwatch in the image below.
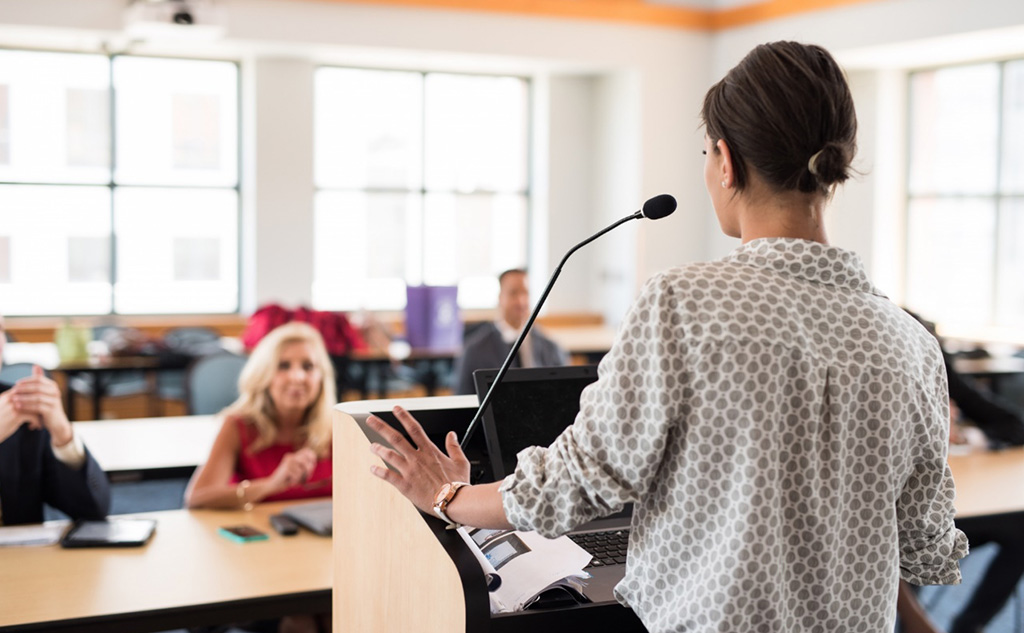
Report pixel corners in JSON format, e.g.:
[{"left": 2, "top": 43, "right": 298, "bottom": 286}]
[{"left": 432, "top": 481, "right": 470, "bottom": 528}]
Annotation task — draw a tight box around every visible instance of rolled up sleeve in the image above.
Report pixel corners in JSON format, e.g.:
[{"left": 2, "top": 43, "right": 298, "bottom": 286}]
[
  {"left": 501, "top": 274, "right": 685, "bottom": 538},
  {"left": 897, "top": 388, "right": 969, "bottom": 585}
]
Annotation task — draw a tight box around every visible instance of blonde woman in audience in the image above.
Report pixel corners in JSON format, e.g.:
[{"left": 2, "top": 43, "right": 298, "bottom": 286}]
[
  {"left": 186, "top": 321, "right": 335, "bottom": 509},
  {"left": 186, "top": 322, "right": 335, "bottom": 633}
]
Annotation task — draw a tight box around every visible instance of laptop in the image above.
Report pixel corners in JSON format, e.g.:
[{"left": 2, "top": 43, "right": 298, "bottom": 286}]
[
  {"left": 472, "top": 365, "right": 633, "bottom": 604},
  {"left": 282, "top": 500, "right": 334, "bottom": 536}
]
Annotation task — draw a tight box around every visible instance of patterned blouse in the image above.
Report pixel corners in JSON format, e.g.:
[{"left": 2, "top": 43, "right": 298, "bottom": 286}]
[{"left": 500, "top": 238, "right": 968, "bottom": 633}]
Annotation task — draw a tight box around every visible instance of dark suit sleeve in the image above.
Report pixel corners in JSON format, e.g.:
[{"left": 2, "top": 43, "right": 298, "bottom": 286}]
[
  {"left": 41, "top": 438, "right": 112, "bottom": 521},
  {"left": 456, "top": 325, "right": 505, "bottom": 395},
  {"left": 456, "top": 336, "right": 489, "bottom": 395},
  {"left": 453, "top": 353, "right": 474, "bottom": 396},
  {"left": 535, "top": 331, "right": 569, "bottom": 366}
]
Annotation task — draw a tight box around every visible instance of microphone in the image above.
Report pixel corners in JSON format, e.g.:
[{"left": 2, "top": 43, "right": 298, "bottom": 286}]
[{"left": 460, "top": 194, "right": 677, "bottom": 449}]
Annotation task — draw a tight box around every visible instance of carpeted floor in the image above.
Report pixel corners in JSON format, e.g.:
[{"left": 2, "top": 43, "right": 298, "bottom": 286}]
[
  {"left": 110, "top": 477, "right": 191, "bottom": 515},
  {"left": 917, "top": 544, "right": 1023, "bottom": 633}
]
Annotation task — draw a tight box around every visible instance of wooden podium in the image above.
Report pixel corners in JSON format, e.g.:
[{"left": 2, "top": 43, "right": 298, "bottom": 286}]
[{"left": 333, "top": 405, "right": 647, "bottom": 633}]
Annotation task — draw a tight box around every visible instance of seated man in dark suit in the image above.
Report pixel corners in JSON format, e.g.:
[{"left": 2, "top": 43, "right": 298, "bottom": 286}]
[
  {"left": 454, "top": 268, "right": 568, "bottom": 395},
  {"left": 0, "top": 316, "right": 110, "bottom": 525}
]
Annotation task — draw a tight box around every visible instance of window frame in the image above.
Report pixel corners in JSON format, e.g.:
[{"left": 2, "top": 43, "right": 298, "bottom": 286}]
[
  {"left": 0, "top": 47, "right": 243, "bottom": 317},
  {"left": 904, "top": 56, "right": 1024, "bottom": 332},
  {"left": 312, "top": 65, "right": 533, "bottom": 312}
]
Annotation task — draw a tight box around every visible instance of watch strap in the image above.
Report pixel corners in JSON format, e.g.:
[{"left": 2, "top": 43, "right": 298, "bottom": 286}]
[{"left": 432, "top": 481, "right": 469, "bottom": 528}]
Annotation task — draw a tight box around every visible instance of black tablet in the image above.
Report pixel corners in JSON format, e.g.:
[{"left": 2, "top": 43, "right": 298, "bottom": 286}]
[{"left": 60, "top": 519, "right": 157, "bottom": 548}]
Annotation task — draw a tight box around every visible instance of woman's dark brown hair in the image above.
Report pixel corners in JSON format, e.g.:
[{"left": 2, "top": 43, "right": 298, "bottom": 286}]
[{"left": 701, "top": 41, "right": 857, "bottom": 194}]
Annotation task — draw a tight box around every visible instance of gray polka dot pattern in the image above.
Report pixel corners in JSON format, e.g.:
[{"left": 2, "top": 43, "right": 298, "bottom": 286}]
[{"left": 500, "top": 238, "right": 969, "bottom": 633}]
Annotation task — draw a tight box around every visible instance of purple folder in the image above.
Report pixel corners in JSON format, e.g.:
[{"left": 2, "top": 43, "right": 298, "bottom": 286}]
[{"left": 405, "top": 285, "right": 462, "bottom": 350}]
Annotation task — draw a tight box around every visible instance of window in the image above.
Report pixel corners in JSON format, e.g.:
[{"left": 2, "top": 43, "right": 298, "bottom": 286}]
[
  {"left": 0, "top": 50, "right": 239, "bottom": 316},
  {"left": 312, "top": 68, "right": 530, "bottom": 311},
  {"left": 906, "top": 60, "right": 1024, "bottom": 330}
]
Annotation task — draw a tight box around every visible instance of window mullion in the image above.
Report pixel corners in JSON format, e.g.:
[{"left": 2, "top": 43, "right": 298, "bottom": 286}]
[
  {"left": 108, "top": 53, "right": 117, "bottom": 316},
  {"left": 992, "top": 62, "right": 1006, "bottom": 326},
  {"left": 419, "top": 71, "right": 428, "bottom": 287}
]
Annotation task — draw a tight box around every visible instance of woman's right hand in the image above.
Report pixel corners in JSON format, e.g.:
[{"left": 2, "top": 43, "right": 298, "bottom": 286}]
[{"left": 269, "top": 447, "right": 318, "bottom": 493}]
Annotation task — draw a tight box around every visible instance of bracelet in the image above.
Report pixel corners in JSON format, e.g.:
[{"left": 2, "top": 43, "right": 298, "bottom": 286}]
[{"left": 236, "top": 480, "right": 254, "bottom": 512}]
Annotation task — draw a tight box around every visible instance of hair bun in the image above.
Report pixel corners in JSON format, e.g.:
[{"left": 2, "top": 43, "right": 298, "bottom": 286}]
[
  {"left": 807, "top": 143, "right": 849, "bottom": 188},
  {"left": 700, "top": 42, "right": 857, "bottom": 195}
]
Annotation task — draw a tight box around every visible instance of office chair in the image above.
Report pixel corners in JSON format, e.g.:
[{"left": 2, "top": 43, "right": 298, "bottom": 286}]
[
  {"left": 185, "top": 352, "right": 248, "bottom": 415},
  {"left": 163, "top": 327, "right": 222, "bottom": 355},
  {"left": 157, "top": 327, "right": 223, "bottom": 403}
]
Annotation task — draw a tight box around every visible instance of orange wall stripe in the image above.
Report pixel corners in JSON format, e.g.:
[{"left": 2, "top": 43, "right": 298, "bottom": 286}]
[
  {"left": 711, "top": 0, "right": 882, "bottom": 29},
  {"left": 310, "top": 0, "right": 883, "bottom": 30},
  {"left": 312, "top": 0, "right": 713, "bottom": 29}
]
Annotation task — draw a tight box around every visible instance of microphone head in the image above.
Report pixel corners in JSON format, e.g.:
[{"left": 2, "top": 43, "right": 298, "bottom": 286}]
[{"left": 642, "top": 194, "right": 677, "bottom": 220}]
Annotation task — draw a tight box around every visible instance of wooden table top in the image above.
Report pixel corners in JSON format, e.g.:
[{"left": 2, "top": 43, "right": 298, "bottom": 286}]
[
  {"left": 949, "top": 446, "right": 1024, "bottom": 518},
  {"left": 0, "top": 501, "right": 332, "bottom": 630}
]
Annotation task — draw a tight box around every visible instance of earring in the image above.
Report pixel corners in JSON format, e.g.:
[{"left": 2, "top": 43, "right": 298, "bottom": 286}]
[{"left": 721, "top": 181, "right": 727, "bottom": 188}]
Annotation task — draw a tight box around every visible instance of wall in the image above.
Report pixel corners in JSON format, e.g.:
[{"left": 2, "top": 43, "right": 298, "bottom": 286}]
[
  {"left": 539, "top": 74, "right": 593, "bottom": 314},
  {"left": 214, "top": 0, "right": 710, "bottom": 323},
  {"left": 251, "top": 58, "right": 315, "bottom": 308},
  {"left": 2, "top": 0, "right": 1024, "bottom": 323},
  {"left": 0, "top": 0, "right": 712, "bottom": 325}
]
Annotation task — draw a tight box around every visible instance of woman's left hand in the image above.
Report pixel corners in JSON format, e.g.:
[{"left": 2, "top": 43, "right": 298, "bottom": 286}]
[{"left": 366, "top": 406, "right": 471, "bottom": 515}]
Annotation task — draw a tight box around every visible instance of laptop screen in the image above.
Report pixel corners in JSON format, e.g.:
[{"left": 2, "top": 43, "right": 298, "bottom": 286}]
[{"left": 473, "top": 365, "right": 599, "bottom": 480}]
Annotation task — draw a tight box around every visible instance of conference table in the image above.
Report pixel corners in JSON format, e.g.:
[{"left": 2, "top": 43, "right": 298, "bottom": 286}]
[
  {"left": 342, "top": 324, "right": 620, "bottom": 399},
  {"left": 349, "top": 345, "right": 461, "bottom": 399},
  {"left": 53, "top": 354, "right": 194, "bottom": 421},
  {"left": 952, "top": 356, "right": 1024, "bottom": 397},
  {"left": 0, "top": 501, "right": 332, "bottom": 633}
]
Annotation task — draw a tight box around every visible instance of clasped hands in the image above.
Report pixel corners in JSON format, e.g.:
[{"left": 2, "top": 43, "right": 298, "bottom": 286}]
[
  {"left": 0, "top": 366, "right": 72, "bottom": 446},
  {"left": 269, "top": 447, "right": 320, "bottom": 492},
  {"left": 366, "top": 406, "right": 471, "bottom": 515}
]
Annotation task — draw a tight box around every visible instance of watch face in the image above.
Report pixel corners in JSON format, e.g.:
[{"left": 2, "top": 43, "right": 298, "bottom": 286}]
[{"left": 435, "top": 483, "right": 453, "bottom": 505}]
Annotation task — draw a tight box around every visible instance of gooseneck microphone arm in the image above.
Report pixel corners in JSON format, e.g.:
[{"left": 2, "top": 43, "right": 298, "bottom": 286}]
[{"left": 459, "top": 194, "right": 677, "bottom": 450}]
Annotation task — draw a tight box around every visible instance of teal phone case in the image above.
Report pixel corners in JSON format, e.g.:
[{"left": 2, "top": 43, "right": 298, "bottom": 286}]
[{"left": 218, "top": 526, "right": 270, "bottom": 543}]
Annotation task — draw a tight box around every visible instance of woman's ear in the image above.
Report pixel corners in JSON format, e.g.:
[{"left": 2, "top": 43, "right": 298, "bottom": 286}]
[{"left": 716, "top": 138, "right": 735, "bottom": 189}]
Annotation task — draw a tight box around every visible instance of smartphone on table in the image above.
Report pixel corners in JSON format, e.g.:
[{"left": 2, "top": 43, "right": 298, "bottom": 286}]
[{"left": 218, "top": 525, "right": 269, "bottom": 543}]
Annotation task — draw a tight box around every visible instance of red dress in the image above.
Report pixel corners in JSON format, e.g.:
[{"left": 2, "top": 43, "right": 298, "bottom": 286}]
[{"left": 232, "top": 417, "right": 332, "bottom": 502}]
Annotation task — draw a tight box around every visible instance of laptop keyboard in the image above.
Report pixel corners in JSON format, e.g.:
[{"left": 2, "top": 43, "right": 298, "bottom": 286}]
[{"left": 568, "top": 529, "right": 630, "bottom": 568}]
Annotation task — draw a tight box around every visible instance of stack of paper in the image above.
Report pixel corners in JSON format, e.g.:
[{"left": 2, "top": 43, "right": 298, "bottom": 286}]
[{"left": 456, "top": 526, "right": 592, "bottom": 613}]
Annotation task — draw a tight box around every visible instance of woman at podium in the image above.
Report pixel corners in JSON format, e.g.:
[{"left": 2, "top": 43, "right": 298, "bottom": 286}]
[{"left": 367, "top": 41, "right": 967, "bottom": 633}]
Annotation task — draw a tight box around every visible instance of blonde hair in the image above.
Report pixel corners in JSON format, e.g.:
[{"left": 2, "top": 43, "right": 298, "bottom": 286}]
[{"left": 223, "top": 321, "right": 336, "bottom": 457}]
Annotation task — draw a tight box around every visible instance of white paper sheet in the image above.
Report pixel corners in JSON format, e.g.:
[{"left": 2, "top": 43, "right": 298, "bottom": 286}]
[
  {"left": 0, "top": 521, "right": 70, "bottom": 547},
  {"left": 457, "top": 526, "right": 592, "bottom": 613}
]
